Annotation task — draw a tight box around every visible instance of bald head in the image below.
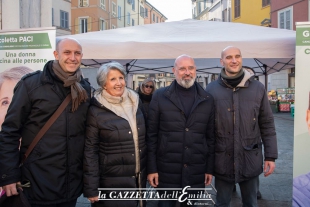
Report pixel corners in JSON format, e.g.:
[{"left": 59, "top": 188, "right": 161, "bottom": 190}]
[
  {"left": 56, "top": 38, "right": 82, "bottom": 53},
  {"left": 172, "top": 54, "right": 196, "bottom": 89},
  {"left": 174, "top": 54, "right": 195, "bottom": 68},
  {"left": 220, "top": 46, "right": 243, "bottom": 77},
  {"left": 221, "top": 46, "right": 241, "bottom": 59}
]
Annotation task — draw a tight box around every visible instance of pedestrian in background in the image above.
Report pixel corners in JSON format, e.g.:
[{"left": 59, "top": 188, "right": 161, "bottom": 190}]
[
  {"left": 206, "top": 46, "right": 278, "bottom": 207},
  {"left": 0, "top": 38, "right": 91, "bottom": 207},
  {"left": 137, "top": 77, "right": 156, "bottom": 118}
]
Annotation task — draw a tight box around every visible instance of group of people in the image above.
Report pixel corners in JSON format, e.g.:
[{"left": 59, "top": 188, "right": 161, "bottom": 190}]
[{"left": 0, "top": 38, "right": 278, "bottom": 207}]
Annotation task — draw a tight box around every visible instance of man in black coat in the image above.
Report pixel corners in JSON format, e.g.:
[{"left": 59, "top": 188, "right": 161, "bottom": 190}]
[
  {"left": 206, "top": 46, "right": 278, "bottom": 207},
  {"left": 147, "top": 54, "right": 215, "bottom": 207},
  {"left": 0, "top": 38, "right": 91, "bottom": 207}
]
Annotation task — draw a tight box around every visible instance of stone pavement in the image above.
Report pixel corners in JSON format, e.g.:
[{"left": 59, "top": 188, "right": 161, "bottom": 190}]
[{"left": 76, "top": 112, "right": 294, "bottom": 207}]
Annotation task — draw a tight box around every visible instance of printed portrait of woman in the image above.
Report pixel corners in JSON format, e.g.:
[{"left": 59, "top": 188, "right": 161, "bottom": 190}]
[
  {"left": 292, "top": 92, "right": 310, "bottom": 207},
  {"left": 0, "top": 66, "right": 34, "bottom": 130},
  {"left": 0, "top": 66, "right": 33, "bottom": 197}
]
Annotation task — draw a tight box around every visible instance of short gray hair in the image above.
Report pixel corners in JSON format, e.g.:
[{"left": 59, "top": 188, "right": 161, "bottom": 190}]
[{"left": 97, "top": 62, "right": 127, "bottom": 87}]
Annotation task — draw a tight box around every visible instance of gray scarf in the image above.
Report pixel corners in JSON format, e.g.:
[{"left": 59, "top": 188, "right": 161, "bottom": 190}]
[{"left": 52, "top": 60, "right": 88, "bottom": 112}]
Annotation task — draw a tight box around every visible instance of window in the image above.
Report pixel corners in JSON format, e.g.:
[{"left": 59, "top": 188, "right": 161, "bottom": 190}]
[
  {"left": 80, "top": 18, "right": 88, "bottom": 33},
  {"left": 79, "top": 0, "right": 88, "bottom": 7},
  {"left": 127, "top": 12, "right": 130, "bottom": 25},
  {"left": 140, "top": 6, "right": 144, "bottom": 18},
  {"left": 145, "top": 8, "right": 148, "bottom": 17},
  {"left": 234, "top": 0, "right": 240, "bottom": 18},
  {"left": 156, "top": 16, "right": 158, "bottom": 23},
  {"left": 112, "top": 2, "right": 116, "bottom": 16},
  {"left": 132, "top": 19, "right": 135, "bottom": 26},
  {"left": 127, "top": 0, "right": 132, "bottom": 4},
  {"left": 60, "top": 10, "right": 69, "bottom": 29},
  {"left": 100, "top": 0, "right": 105, "bottom": 9},
  {"left": 100, "top": 19, "right": 105, "bottom": 30},
  {"left": 262, "top": 0, "right": 270, "bottom": 7},
  {"left": 132, "top": 0, "right": 135, "bottom": 10},
  {"left": 118, "top": 6, "right": 121, "bottom": 20},
  {"left": 278, "top": 7, "right": 292, "bottom": 30},
  {"left": 152, "top": 13, "right": 155, "bottom": 22}
]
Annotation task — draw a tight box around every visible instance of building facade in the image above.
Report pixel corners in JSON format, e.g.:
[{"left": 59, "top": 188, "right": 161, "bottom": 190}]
[
  {"left": 270, "top": 0, "right": 309, "bottom": 30},
  {"left": 71, "top": 0, "right": 167, "bottom": 33},
  {"left": 144, "top": 1, "right": 167, "bottom": 25},
  {"left": 231, "top": 0, "right": 271, "bottom": 26},
  {"left": 192, "top": 0, "right": 231, "bottom": 22},
  {"left": 268, "top": 0, "right": 309, "bottom": 91},
  {"left": 71, "top": 0, "right": 117, "bottom": 34},
  {"left": 0, "top": 0, "right": 71, "bottom": 36}
]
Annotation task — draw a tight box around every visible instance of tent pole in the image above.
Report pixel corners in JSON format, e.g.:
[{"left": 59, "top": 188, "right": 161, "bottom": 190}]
[{"left": 264, "top": 64, "right": 268, "bottom": 91}]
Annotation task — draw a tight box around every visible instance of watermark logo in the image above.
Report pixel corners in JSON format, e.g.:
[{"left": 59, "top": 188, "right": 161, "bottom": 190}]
[{"left": 96, "top": 185, "right": 216, "bottom": 205}]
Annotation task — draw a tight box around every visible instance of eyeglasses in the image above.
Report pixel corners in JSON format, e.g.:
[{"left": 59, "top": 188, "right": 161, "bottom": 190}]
[
  {"left": 144, "top": 85, "right": 154, "bottom": 89},
  {"left": 178, "top": 66, "right": 196, "bottom": 72}
]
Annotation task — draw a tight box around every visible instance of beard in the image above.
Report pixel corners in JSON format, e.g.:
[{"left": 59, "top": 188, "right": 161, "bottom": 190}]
[{"left": 177, "top": 76, "right": 195, "bottom": 89}]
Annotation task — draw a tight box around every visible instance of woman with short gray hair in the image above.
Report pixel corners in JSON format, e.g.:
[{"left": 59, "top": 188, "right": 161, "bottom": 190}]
[{"left": 83, "top": 62, "right": 147, "bottom": 207}]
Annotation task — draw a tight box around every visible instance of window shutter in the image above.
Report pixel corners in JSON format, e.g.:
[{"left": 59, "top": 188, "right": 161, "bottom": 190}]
[
  {"left": 75, "top": 18, "right": 79, "bottom": 34},
  {"left": 88, "top": 17, "right": 92, "bottom": 32},
  {"left": 285, "top": 10, "right": 290, "bottom": 29}
]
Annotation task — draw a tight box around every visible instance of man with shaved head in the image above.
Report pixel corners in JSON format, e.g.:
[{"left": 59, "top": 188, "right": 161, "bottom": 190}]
[
  {"left": 0, "top": 38, "right": 91, "bottom": 206},
  {"left": 206, "top": 46, "right": 278, "bottom": 207},
  {"left": 147, "top": 55, "right": 215, "bottom": 206}
]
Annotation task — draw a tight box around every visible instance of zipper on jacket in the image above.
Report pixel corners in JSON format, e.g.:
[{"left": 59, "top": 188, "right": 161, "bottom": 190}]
[{"left": 233, "top": 88, "right": 236, "bottom": 125}]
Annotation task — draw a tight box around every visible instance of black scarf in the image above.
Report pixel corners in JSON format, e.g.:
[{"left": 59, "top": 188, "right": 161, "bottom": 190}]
[{"left": 221, "top": 68, "right": 245, "bottom": 88}]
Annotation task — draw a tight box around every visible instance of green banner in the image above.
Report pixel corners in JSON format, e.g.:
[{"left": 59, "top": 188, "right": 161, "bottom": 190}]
[
  {"left": 296, "top": 27, "right": 310, "bottom": 46},
  {"left": 0, "top": 33, "right": 52, "bottom": 50}
]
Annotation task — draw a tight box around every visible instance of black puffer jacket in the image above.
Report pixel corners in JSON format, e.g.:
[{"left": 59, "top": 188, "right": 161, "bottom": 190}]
[
  {"left": 0, "top": 60, "right": 91, "bottom": 205},
  {"left": 147, "top": 81, "right": 215, "bottom": 188},
  {"left": 83, "top": 90, "right": 147, "bottom": 207},
  {"left": 205, "top": 69, "right": 278, "bottom": 183}
]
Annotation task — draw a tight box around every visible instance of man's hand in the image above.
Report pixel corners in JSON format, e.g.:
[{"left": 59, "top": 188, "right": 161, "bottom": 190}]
[
  {"left": 147, "top": 173, "right": 159, "bottom": 187},
  {"left": 88, "top": 196, "right": 99, "bottom": 203},
  {"left": 204, "top": 174, "right": 213, "bottom": 185},
  {"left": 3, "top": 182, "right": 21, "bottom": 196},
  {"left": 264, "top": 161, "right": 275, "bottom": 177}
]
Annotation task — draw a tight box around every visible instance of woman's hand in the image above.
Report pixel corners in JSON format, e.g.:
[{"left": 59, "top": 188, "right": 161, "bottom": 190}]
[{"left": 88, "top": 196, "right": 99, "bottom": 203}]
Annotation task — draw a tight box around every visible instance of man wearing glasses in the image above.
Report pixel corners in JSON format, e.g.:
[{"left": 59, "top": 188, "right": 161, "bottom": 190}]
[{"left": 147, "top": 54, "right": 215, "bottom": 207}]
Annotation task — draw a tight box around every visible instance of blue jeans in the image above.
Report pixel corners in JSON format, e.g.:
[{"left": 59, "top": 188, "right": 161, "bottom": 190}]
[{"left": 215, "top": 176, "right": 258, "bottom": 207}]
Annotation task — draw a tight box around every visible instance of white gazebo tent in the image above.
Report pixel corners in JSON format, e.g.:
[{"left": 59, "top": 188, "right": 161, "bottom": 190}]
[{"left": 60, "top": 19, "right": 296, "bottom": 87}]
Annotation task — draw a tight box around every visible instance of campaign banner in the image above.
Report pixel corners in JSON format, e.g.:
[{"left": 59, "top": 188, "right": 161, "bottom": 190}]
[
  {"left": 0, "top": 28, "right": 55, "bottom": 71},
  {"left": 293, "top": 22, "right": 310, "bottom": 206}
]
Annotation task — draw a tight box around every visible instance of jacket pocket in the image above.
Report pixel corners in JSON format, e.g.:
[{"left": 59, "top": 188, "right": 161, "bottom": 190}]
[
  {"left": 214, "top": 144, "right": 227, "bottom": 175},
  {"left": 242, "top": 142, "right": 263, "bottom": 177}
]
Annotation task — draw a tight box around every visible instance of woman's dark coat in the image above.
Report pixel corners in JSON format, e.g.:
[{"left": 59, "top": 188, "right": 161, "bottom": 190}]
[{"left": 83, "top": 95, "right": 147, "bottom": 207}]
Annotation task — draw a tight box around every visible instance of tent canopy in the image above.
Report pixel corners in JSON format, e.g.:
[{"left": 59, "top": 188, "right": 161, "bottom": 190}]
[{"left": 60, "top": 19, "right": 296, "bottom": 76}]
